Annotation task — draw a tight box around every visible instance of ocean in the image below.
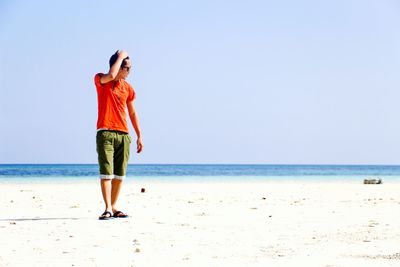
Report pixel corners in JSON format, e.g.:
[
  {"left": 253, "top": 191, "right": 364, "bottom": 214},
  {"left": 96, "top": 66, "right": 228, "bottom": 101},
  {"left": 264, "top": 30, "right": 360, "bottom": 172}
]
[{"left": 0, "top": 164, "right": 400, "bottom": 183}]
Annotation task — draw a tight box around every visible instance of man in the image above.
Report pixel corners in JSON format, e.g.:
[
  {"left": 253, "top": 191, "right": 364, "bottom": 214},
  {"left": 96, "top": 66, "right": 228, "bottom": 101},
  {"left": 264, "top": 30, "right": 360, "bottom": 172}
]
[{"left": 95, "top": 50, "right": 143, "bottom": 220}]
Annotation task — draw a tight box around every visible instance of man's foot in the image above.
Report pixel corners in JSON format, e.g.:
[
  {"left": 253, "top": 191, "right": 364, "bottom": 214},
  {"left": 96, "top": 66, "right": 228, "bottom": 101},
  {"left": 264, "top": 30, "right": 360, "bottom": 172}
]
[
  {"left": 113, "top": 210, "right": 129, "bottom": 218},
  {"left": 98, "top": 211, "right": 113, "bottom": 220}
]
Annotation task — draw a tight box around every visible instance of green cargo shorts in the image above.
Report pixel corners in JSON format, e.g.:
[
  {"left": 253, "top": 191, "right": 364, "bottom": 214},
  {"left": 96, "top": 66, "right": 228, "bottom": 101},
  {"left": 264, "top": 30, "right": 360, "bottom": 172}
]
[{"left": 96, "top": 130, "right": 131, "bottom": 180}]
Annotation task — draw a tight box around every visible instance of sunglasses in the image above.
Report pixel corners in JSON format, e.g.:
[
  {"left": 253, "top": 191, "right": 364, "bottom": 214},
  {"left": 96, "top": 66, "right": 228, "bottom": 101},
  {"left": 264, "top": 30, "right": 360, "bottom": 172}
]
[{"left": 121, "top": 66, "right": 131, "bottom": 72}]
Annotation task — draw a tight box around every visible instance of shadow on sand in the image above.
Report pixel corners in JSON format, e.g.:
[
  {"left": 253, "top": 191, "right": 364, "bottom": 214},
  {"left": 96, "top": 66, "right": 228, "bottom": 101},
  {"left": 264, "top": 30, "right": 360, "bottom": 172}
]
[{"left": 0, "top": 217, "right": 93, "bottom": 222}]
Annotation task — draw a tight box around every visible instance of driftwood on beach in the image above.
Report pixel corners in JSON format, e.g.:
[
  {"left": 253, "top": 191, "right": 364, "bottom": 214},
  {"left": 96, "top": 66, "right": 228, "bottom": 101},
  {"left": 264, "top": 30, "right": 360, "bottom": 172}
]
[{"left": 363, "top": 178, "right": 382, "bottom": 184}]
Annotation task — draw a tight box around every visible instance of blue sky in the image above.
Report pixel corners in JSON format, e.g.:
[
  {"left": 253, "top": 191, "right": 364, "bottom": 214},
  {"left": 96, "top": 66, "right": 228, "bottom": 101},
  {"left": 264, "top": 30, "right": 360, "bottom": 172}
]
[{"left": 1, "top": 0, "right": 400, "bottom": 164}]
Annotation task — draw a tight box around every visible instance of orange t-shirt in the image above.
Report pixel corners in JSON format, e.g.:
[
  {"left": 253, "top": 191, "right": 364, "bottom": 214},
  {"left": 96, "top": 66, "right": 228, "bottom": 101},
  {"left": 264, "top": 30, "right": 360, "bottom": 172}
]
[{"left": 95, "top": 73, "right": 135, "bottom": 133}]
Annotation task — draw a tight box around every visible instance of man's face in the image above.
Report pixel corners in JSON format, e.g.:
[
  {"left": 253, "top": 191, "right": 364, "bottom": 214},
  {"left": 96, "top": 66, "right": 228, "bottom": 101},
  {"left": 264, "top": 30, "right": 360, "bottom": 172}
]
[{"left": 119, "top": 59, "right": 132, "bottom": 79}]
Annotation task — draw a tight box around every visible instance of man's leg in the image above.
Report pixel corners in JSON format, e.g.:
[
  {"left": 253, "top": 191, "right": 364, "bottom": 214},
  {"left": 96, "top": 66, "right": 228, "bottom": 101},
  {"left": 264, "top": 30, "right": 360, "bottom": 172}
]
[
  {"left": 111, "top": 178, "right": 123, "bottom": 212},
  {"left": 97, "top": 131, "right": 115, "bottom": 219},
  {"left": 111, "top": 133, "right": 131, "bottom": 216},
  {"left": 101, "top": 179, "right": 113, "bottom": 212}
]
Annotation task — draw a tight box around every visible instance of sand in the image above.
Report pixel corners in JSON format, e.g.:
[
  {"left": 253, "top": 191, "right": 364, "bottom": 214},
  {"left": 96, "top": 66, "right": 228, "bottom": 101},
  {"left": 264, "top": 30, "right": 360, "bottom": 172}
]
[{"left": 0, "top": 180, "right": 399, "bottom": 267}]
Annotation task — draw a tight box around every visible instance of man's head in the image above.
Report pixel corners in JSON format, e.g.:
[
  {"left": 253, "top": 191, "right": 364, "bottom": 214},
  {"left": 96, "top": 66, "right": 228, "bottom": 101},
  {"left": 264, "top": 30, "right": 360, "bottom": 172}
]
[{"left": 109, "top": 50, "right": 131, "bottom": 79}]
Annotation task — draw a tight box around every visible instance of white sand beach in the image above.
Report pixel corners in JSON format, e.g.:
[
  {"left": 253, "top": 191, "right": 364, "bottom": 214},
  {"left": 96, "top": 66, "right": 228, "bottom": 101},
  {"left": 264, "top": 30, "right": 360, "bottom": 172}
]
[{"left": 0, "top": 181, "right": 399, "bottom": 267}]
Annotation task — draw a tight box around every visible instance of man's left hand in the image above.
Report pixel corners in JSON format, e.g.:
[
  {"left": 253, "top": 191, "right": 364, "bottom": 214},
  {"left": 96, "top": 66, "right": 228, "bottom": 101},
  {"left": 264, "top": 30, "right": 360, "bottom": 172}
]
[{"left": 137, "top": 137, "right": 143, "bottom": 153}]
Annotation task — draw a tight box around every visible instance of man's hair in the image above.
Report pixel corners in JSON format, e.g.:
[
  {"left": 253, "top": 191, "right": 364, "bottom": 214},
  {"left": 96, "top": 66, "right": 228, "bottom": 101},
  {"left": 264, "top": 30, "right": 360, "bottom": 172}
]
[{"left": 109, "top": 50, "right": 130, "bottom": 68}]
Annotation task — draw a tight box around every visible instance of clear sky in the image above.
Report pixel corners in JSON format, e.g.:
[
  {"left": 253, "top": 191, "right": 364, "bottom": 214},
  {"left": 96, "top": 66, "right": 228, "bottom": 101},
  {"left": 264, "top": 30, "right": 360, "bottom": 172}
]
[{"left": 1, "top": 0, "right": 400, "bottom": 164}]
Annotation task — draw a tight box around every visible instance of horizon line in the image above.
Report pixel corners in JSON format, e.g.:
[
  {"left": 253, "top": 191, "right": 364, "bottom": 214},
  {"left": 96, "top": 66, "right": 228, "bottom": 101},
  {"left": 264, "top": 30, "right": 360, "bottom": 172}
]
[{"left": 1, "top": 163, "right": 400, "bottom": 166}]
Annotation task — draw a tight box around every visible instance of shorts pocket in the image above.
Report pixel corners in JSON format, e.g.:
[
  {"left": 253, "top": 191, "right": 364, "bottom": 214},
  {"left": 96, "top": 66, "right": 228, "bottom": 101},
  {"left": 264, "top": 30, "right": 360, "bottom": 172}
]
[{"left": 97, "top": 131, "right": 113, "bottom": 148}]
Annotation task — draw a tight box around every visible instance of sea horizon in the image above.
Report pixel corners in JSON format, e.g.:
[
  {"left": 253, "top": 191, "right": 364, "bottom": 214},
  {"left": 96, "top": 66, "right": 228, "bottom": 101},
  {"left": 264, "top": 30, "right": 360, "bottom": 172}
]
[{"left": 1, "top": 164, "right": 400, "bottom": 183}]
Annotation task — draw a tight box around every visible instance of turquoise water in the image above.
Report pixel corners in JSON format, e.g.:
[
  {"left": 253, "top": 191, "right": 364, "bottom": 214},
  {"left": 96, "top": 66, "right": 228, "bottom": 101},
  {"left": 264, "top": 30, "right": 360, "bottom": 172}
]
[{"left": 0, "top": 164, "right": 399, "bottom": 183}]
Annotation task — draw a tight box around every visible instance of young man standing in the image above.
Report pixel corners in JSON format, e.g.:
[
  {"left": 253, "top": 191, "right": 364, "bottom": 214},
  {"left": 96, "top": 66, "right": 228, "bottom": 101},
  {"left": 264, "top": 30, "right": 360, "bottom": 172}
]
[{"left": 95, "top": 50, "right": 143, "bottom": 220}]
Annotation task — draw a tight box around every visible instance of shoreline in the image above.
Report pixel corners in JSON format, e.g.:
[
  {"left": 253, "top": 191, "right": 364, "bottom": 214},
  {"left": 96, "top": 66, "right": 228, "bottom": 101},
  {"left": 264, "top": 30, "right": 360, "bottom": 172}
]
[{"left": 1, "top": 175, "right": 400, "bottom": 185}]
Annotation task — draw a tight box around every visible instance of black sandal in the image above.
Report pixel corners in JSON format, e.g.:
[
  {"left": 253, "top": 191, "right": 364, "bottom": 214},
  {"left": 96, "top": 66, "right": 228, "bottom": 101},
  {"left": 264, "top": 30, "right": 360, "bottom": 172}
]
[
  {"left": 113, "top": 211, "right": 129, "bottom": 218},
  {"left": 99, "top": 211, "right": 113, "bottom": 220}
]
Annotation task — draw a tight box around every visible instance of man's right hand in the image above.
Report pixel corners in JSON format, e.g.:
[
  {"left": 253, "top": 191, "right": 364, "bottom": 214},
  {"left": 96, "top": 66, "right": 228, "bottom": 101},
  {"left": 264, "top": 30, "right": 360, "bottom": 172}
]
[
  {"left": 99, "top": 50, "right": 129, "bottom": 84},
  {"left": 118, "top": 50, "right": 128, "bottom": 59}
]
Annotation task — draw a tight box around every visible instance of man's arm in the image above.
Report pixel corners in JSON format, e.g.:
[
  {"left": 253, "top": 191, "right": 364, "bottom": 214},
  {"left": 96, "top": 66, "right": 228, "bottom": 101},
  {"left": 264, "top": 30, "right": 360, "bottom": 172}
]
[
  {"left": 127, "top": 100, "right": 143, "bottom": 153},
  {"left": 100, "top": 50, "right": 128, "bottom": 84}
]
